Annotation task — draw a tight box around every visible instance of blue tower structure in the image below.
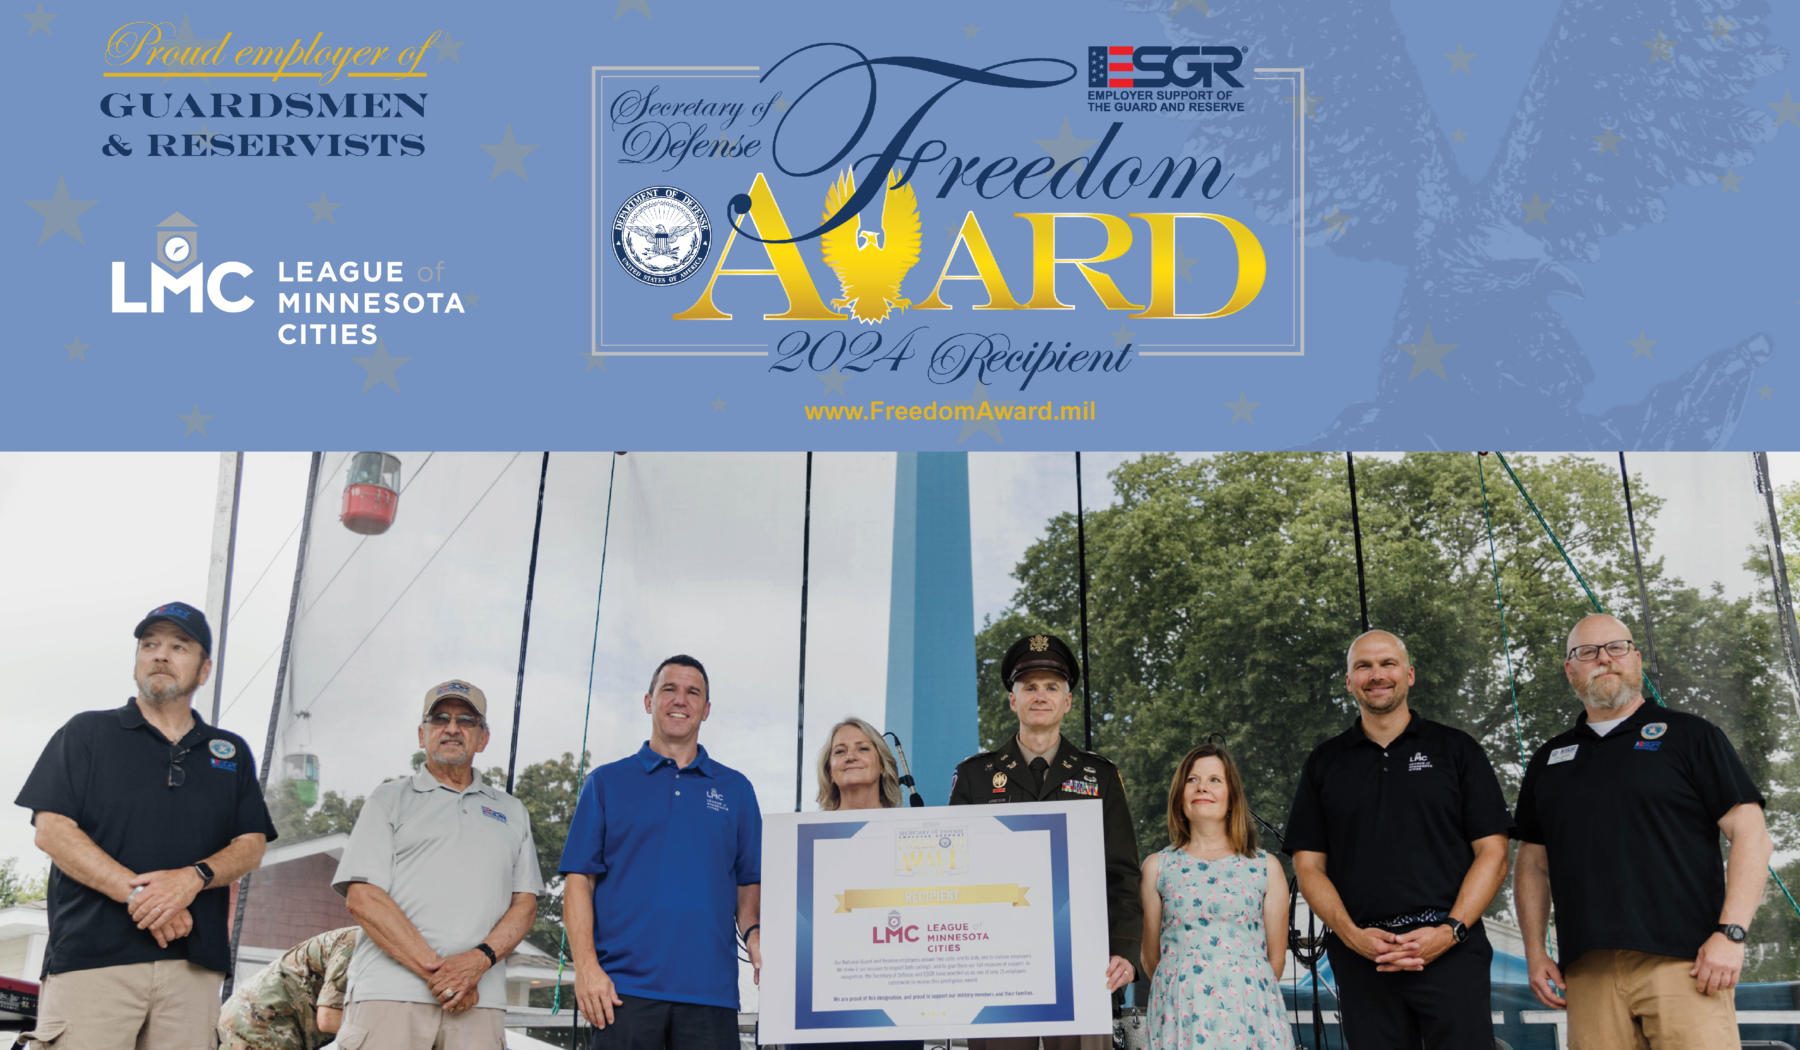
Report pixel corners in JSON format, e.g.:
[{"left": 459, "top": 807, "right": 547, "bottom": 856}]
[{"left": 884, "top": 452, "right": 978, "bottom": 806}]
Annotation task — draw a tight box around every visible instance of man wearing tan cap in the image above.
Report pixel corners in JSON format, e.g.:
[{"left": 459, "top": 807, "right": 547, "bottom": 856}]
[{"left": 330, "top": 679, "right": 544, "bottom": 1049}]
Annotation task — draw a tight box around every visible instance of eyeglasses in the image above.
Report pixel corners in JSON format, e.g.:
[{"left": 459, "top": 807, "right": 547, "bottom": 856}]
[
  {"left": 1567, "top": 639, "right": 1637, "bottom": 662},
  {"left": 168, "top": 744, "right": 192, "bottom": 788},
  {"left": 423, "top": 713, "right": 486, "bottom": 729}
]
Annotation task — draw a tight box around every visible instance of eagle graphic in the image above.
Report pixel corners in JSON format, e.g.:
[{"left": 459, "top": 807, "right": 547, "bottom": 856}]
[
  {"left": 819, "top": 167, "right": 923, "bottom": 324},
  {"left": 1131, "top": 0, "right": 1785, "bottom": 448},
  {"left": 626, "top": 221, "right": 697, "bottom": 261}
]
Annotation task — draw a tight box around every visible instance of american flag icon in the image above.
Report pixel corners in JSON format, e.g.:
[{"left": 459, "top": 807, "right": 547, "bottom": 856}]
[{"left": 1087, "top": 46, "right": 1136, "bottom": 88}]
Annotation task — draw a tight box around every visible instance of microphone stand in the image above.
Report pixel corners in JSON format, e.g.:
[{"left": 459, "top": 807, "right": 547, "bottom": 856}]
[
  {"left": 1247, "top": 806, "right": 1336, "bottom": 1049},
  {"left": 883, "top": 732, "right": 927, "bottom": 807}
]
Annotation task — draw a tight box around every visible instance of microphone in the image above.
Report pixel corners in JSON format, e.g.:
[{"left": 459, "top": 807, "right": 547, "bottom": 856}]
[{"left": 883, "top": 732, "right": 927, "bottom": 807}]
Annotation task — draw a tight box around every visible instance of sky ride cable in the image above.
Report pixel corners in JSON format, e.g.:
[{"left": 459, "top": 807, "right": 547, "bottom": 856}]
[
  {"left": 553, "top": 454, "right": 619, "bottom": 1018},
  {"left": 506, "top": 452, "right": 551, "bottom": 794},
  {"left": 1490, "top": 451, "right": 1800, "bottom": 924},
  {"left": 1618, "top": 453, "right": 1663, "bottom": 683}
]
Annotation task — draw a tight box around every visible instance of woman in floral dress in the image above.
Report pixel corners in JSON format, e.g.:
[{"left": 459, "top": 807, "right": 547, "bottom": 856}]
[{"left": 1139, "top": 744, "right": 1294, "bottom": 1048}]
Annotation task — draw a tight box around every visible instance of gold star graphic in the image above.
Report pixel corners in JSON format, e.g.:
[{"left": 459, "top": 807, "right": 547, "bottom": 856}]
[
  {"left": 1287, "top": 90, "right": 1324, "bottom": 122},
  {"left": 1322, "top": 206, "right": 1353, "bottom": 236},
  {"left": 1443, "top": 43, "right": 1476, "bottom": 74},
  {"left": 1642, "top": 30, "right": 1677, "bottom": 64},
  {"left": 1171, "top": 0, "right": 1210, "bottom": 14},
  {"left": 963, "top": 23, "right": 979, "bottom": 38},
  {"left": 1709, "top": 17, "right": 1735, "bottom": 40},
  {"left": 1225, "top": 391, "right": 1260, "bottom": 423},
  {"left": 1628, "top": 330, "right": 1657, "bottom": 359},
  {"left": 1720, "top": 168, "right": 1744, "bottom": 194},
  {"left": 1769, "top": 90, "right": 1800, "bottom": 130},
  {"left": 1758, "top": 385, "right": 1773, "bottom": 400},
  {"left": 712, "top": 397, "right": 727, "bottom": 412},
  {"left": 1400, "top": 325, "right": 1457, "bottom": 380},
  {"left": 1450, "top": 127, "right": 1469, "bottom": 144},
  {"left": 1518, "top": 191, "right": 1554, "bottom": 226},
  {"left": 1593, "top": 126, "right": 1624, "bottom": 154}
]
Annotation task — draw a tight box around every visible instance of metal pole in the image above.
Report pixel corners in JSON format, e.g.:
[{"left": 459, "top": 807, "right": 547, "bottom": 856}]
[
  {"left": 207, "top": 452, "right": 244, "bottom": 724},
  {"left": 1754, "top": 453, "right": 1800, "bottom": 720},
  {"left": 1075, "top": 452, "right": 1094, "bottom": 751},
  {"left": 1346, "top": 452, "right": 1371, "bottom": 634},
  {"left": 507, "top": 453, "right": 551, "bottom": 793},
  {"left": 797, "top": 452, "right": 813, "bottom": 812},
  {"left": 1618, "top": 452, "right": 1661, "bottom": 680},
  {"left": 225, "top": 451, "right": 322, "bottom": 998}
]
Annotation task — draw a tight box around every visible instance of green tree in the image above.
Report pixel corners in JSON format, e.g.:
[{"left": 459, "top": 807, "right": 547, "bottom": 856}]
[
  {"left": 0, "top": 856, "right": 47, "bottom": 906},
  {"left": 980, "top": 452, "right": 1800, "bottom": 975}
]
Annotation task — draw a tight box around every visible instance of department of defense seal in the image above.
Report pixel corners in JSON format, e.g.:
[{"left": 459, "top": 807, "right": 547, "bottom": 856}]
[{"left": 612, "top": 186, "right": 711, "bottom": 286}]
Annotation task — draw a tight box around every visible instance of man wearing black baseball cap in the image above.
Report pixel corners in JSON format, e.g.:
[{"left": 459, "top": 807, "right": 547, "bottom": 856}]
[
  {"left": 948, "top": 633, "right": 1142, "bottom": 1050},
  {"left": 16, "top": 601, "right": 277, "bottom": 1050}
]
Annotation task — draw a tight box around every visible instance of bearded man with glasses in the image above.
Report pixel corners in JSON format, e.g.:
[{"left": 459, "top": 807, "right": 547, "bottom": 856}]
[
  {"left": 15, "top": 601, "right": 276, "bottom": 1050},
  {"left": 1513, "top": 613, "right": 1773, "bottom": 1050},
  {"left": 331, "top": 679, "right": 544, "bottom": 1050}
]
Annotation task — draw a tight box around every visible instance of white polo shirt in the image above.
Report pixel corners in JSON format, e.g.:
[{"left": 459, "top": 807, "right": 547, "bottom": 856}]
[{"left": 332, "top": 768, "right": 544, "bottom": 1006}]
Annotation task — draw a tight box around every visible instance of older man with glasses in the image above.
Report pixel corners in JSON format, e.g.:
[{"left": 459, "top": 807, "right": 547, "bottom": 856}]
[
  {"left": 15, "top": 601, "right": 276, "bottom": 1050},
  {"left": 1513, "top": 613, "right": 1773, "bottom": 1050},
  {"left": 331, "top": 679, "right": 544, "bottom": 1050}
]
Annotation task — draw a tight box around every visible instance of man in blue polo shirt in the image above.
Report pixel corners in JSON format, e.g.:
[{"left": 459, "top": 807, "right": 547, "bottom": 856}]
[{"left": 561, "top": 654, "right": 762, "bottom": 1050}]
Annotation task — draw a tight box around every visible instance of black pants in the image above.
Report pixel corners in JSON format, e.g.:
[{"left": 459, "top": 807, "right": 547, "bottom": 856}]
[
  {"left": 587, "top": 993, "right": 739, "bottom": 1050},
  {"left": 1325, "top": 920, "right": 1493, "bottom": 1050}
]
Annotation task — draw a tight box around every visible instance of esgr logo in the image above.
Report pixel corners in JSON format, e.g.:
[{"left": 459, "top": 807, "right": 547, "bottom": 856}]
[{"left": 1087, "top": 45, "right": 1245, "bottom": 89}]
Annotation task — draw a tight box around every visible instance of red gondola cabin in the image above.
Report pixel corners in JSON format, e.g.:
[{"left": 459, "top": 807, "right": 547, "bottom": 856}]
[{"left": 340, "top": 452, "right": 402, "bottom": 535}]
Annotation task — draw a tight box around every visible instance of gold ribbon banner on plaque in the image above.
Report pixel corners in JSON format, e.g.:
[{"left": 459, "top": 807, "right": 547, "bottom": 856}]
[{"left": 834, "top": 884, "right": 1030, "bottom": 913}]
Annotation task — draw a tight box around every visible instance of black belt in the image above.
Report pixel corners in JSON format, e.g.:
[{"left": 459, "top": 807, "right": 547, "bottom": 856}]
[{"left": 1367, "top": 909, "right": 1447, "bottom": 928}]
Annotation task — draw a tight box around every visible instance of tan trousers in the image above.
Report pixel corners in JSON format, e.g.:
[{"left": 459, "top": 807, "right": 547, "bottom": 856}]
[
  {"left": 23, "top": 960, "right": 222, "bottom": 1050},
  {"left": 1566, "top": 949, "right": 1738, "bottom": 1050},
  {"left": 333, "top": 1000, "right": 505, "bottom": 1050},
  {"left": 968, "top": 1037, "right": 1111, "bottom": 1050}
]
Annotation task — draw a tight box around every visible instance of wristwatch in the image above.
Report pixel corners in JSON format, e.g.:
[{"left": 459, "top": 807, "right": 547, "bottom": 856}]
[
  {"left": 1719, "top": 923, "right": 1748, "bottom": 943},
  {"left": 1446, "top": 918, "right": 1469, "bottom": 944},
  {"left": 193, "top": 862, "right": 215, "bottom": 888},
  {"left": 474, "top": 943, "right": 498, "bottom": 967}
]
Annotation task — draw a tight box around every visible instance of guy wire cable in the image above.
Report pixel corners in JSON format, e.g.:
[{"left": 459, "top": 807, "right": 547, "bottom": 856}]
[
  {"left": 1076, "top": 451, "right": 1095, "bottom": 751},
  {"left": 1476, "top": 454, "right": 1530, "bottom": 770},
  {"left": 553, "top": 454, "right": 620, "bottom": 1017},
  {"left": 797, "top": 451, "right": 813, "bottom": 813},
  {"left": 1346, "top": 452, "right": 1370, "bottom": 634},
  {"left": 507, "top": 452, "right": 551, "bottom": 793},
  {"left": 226, "top": 451, "right": 322, "bottom": 998},
  {"left": 1617, "top": 452, "right": 1662, "bottom": 683},
  {"left": 1492, "top": 451, "right": 1800, "bottom": 923}
]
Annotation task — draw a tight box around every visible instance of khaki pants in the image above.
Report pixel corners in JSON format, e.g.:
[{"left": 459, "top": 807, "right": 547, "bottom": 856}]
[
  {"left": 1567, "top": 949, "right": 1738, "bottom": 1050},
  {"left": 23, "top": 960, "right": 222, "bottom": 1050},
  {"left": 333, "top": 1000, "right": 504, "bottom": 1050},
  {"left": 969, "top": 1037, "right": 1111, "bottom": 1050}
]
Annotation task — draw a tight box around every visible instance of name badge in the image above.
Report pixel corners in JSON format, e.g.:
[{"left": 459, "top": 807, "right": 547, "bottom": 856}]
[{"left": 1548, "top": 744, "right": 1579, "bottom": 765}]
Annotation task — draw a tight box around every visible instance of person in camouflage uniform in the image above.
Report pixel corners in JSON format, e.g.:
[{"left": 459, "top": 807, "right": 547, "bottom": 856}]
[{"left": 219, "top": 926, "right": 359, "bottom": 1050}]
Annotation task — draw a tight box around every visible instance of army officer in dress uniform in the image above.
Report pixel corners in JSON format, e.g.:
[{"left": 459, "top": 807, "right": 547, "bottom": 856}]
[{"left": 948, "top": 633, "right": 1142, "bottom": 1050}]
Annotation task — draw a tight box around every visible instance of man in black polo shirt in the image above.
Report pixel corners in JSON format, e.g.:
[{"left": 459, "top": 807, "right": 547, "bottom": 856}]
[
  {"left": 1285, "top": 629, "right": 1513, "bottom": 1048},
  {"left": 15, "top": 602, "right": 277, "bottom": 1050},
  {"left": 1514, "top": 612, "right": 1771, "bottom": 1050}
]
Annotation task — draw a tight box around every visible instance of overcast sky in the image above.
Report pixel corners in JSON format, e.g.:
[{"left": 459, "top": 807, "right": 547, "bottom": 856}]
[{"left": 2, "top": 450, "right": 1795, "bottom": 877}]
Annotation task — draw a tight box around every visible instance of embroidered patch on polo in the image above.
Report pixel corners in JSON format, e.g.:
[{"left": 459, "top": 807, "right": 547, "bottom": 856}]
[
  {"left": 210, "top": 758, "right": 237, "bottom": 771},
  {"left": 480, "top": 805, "right": 508, "bottom": 823},
  {"left": 1549, "top": 744, "right": 1579, "bottom": 765},
  {"left": 1634, "top": 741, "right": 1662, "bottom": 751}
]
